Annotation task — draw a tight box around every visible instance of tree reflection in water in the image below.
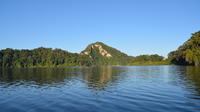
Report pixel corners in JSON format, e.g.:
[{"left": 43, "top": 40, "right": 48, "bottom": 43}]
[{"left": 0, "top": 66, "right": 125, "bottom": 91}]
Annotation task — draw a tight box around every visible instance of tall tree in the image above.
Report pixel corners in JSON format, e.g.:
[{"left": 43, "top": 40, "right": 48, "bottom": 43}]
[{"left": 169, "top": 31, "right": 200, "bottom": 66}]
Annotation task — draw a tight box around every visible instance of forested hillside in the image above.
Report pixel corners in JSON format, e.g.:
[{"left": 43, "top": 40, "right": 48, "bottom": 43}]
[
  {"left": 81, "top": 42, "right": 132, "bottom": 65},
  {"left": 1, "top": 31, "right": 200, "bottom": 68},
  {"left": 169, "top": 31, "right": 200, "bottom": 66},
  {"left": 0, "top": 47, "right": 92, "bottom": 68},
  {"left": 0, "top": 42, "right": 132, "bottom": 68}
]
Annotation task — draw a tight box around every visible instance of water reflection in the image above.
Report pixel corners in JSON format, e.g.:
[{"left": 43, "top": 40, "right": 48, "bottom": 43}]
[
  {"left": 0, "top": 68, "right": 77, "bottom": 85},
  {"left": 0, "top": 66, "right": 200, "bottom": 94},
  {"left": 0, "top": 66, "right": 200, "bottom": 112},
  {"left": 0, "top": 66, "right": 125, "bottom": 91},
  {"left": 81, "top": 66, "right": 125, "bottom": 91},
  {"left": 184, "top": 66, "right": 200, "bottom": 98},
  {"left": 185, "top": 66, "right": 200, "bottom": 89},
  {"left": 162, "top": 66, "right": 200, "bottom": 100}
]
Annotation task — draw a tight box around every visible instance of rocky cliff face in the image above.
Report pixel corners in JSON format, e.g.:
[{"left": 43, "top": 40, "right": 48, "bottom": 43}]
[
  {"left": 81, "top": 42, "right": 131, "bottom": 65},
  {"left": 81, "top": 42, "right": 112, "bottom": 58}
]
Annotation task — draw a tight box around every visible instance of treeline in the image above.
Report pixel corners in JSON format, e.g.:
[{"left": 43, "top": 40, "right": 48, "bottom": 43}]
[
  {"left": 129, "top": 31, "right": 200, "bottom": 66},
  {"left": 0, "top": 31, "right": 200, "bottom": 68},
  {"left": 0, "top": 46, "right": 165, "bottom": 68},
  {"left": 0, "top": 47, "right": 92, "bottom": 68},
  {"left": 0, "top": 47, "right": 131, "bottom": 68},
  {"left": 132, "top": 54, "right": 164, "bottom": 62},
  {"left": 169, "top": 31, "right": 200, "bottom": 66},
  {"left": 128, "top": 54, "right": 170, "bottom": 65}
]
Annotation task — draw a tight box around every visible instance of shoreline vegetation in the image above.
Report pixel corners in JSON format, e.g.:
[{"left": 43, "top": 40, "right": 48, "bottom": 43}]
[
  {"left": 0, "top": 31, "right": 199, "bottom": 68},
  {"left": 128, "top": 60, "right": 172, "bottom": 66}
]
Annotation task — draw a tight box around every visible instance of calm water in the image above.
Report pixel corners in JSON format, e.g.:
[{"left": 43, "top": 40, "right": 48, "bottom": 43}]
[{"left": 0, "top": 66, "right": 200, "bottom": 112}]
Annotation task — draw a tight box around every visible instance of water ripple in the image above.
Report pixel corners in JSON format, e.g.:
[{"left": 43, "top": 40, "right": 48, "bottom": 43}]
[{"left": 0, "top": 66, "right": 200, "bottom": 112}]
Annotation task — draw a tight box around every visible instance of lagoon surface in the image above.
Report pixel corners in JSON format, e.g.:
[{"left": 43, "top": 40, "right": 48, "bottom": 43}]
[{"left": 0, "top": 66, "right": 200, "bottom": 112}]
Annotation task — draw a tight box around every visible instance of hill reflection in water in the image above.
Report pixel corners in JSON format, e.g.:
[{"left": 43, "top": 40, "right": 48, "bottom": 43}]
[
  {"left": 0, "top": 66, "right": 126, "bottom": 91},
  {"left": 0, "top": 66, "right": 200, "bottom": 112}
]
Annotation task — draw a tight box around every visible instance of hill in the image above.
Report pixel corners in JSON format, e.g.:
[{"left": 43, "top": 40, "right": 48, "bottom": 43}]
[
  {"left": 169, "top": 31, "right": 200, "bottom": 66},
  {"left": 81, "top": 42, "right": 132, "bottom": 65},
  {"left": 0, "top": 42, "right": 132, "bottom": 68}
]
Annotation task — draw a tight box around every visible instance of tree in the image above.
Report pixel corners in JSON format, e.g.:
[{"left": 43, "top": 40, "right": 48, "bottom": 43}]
[{"left": 169, "top": 31, "right": 200, "bottom": 66}]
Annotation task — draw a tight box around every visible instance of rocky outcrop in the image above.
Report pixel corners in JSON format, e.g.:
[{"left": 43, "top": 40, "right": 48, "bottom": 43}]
[{"left": 81, "top": 43, "right": 112, "bottom": 58}]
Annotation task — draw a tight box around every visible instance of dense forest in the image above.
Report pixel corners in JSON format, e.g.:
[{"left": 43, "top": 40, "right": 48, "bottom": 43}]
[
  {"left": 0, "top": 47, "right": 92, "bottom": 68},
  {"left": 169, "top": 31, "right": 200, "bottom": 66},
  {"left": 0, "top": 31, "right": 199, "bottom": 68},
  {"left": 0, "top": 42, "right": 132, "bottom": 68},
  {"left": 131, "top": 54, "right": 164, "bottom": 62},
  {"left": 128, "top": 54, "right": 170, "bottom": 65},
  {"left": 0, "top": 42, "right": 165, "bottom": 68}
]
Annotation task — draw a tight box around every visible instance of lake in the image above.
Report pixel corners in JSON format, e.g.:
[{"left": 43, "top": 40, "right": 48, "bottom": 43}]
[{"left": 0, "top": 66, "right": 200, "bottom": 112}]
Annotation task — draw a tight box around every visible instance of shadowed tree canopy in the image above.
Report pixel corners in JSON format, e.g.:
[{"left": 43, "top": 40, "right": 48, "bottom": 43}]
[{"left": 169, "top": 31, "right": 200, "bottom": 66}]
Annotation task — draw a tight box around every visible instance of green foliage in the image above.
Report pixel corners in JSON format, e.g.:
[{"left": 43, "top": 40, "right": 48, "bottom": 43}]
[
  {"left": 128, "top": 60, "right": 170, "bottom": 66},
  {"left": 132, "top": 54, "right": 164, "bottom": 62},
  {"left": 0, "top": 42, "right": 133, "bottom": 68},
  {"left": 169, "top": 31, "right": 200, "bottom": 66},
  {"left": 0, "top": 47, "right": 92, "bottom": 68},
  {"left": 81, "top": 42, "right": 132, "bottom": 65},
  {"left": 5, "top": 38, "right": 197, "bottom": 68},
  {"left": 128, "top": 54, "right": 169, "bottom": 65}
]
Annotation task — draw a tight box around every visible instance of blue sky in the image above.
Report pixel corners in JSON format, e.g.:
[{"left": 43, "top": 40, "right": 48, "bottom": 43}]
[{"left": 0, "top": 0, "right": 200, "bottom": 57}]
